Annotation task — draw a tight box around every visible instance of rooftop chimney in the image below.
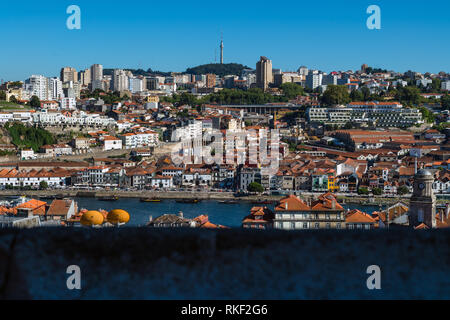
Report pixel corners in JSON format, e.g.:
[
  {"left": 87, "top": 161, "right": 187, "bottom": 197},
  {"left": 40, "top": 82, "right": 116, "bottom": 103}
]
[
  {"left": 332, "top": 199, "right": 336, "bottom": 210},
  {"left": 179, "top": 211, "right": 184, "bottom": 218},
  {"left": 285, "top": 202, "right": 288, "bottom": 210}
]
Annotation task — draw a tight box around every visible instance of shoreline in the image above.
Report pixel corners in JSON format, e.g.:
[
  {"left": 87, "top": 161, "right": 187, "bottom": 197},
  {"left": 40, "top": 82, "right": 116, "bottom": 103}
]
[{"left": 0, "top": 189, "right": 417, "bottom": 206}]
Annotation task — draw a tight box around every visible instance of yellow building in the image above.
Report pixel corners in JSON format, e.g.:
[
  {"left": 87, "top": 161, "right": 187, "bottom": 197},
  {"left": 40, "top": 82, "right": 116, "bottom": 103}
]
[
  {"left": 328, "top": 175, "right": 339, "bottom": 192},
  {"left": 147, "top": 95, "right": 160, "bottom": 103}
]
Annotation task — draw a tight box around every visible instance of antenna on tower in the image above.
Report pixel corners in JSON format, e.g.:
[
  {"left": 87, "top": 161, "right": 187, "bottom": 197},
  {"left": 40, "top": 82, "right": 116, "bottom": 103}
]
[{"left": 220, "top": 32, "right": 224, "bottom": 64}]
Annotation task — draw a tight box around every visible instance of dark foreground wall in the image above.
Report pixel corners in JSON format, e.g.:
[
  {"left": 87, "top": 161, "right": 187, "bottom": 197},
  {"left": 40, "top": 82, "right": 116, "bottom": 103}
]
[{"left": 0, "top": 228, "right": 449, "bottom": 299}]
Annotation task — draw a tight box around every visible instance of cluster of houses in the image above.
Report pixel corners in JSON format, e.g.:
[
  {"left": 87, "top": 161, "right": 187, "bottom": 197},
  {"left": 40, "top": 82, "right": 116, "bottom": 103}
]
[{"left": 242, "top": 192, "right": 450, "bottom": 230}]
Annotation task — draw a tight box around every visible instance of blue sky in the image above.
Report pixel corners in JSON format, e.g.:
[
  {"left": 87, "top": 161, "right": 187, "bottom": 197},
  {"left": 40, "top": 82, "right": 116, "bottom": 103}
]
[{"left": 0, "top": 0, "right": 449, "bottom": 81}]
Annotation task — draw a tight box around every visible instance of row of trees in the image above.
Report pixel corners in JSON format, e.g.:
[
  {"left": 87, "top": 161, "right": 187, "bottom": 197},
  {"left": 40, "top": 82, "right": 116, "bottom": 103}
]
[
  {"left": 162, "top": 83, "right": 305, "bottom": 107},
  {"left": 358, "top": 185, "right": 409, "bottom": 196}
]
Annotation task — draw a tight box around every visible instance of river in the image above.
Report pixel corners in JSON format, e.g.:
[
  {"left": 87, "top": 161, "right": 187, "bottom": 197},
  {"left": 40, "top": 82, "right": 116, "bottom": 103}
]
[{"left": 71, "top": 198, "right": 386, "bottom": 227}]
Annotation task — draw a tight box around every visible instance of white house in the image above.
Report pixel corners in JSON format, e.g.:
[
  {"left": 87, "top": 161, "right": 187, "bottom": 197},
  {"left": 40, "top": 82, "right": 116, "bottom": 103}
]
[
  {"left": 102, "top": 136, "right": 122, "bottom": 151},
  {"left": 20, "top": 149, "right": 36, "bottom": 160},
  {"left": 151, "top": 175, "right": 173, "bottom": 189}
]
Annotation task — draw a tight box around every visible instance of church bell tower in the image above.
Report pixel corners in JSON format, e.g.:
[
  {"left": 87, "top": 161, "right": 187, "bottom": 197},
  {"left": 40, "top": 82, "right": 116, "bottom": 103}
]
[{"left": 409, "top": 169, "right": 436, "bottom": 228}]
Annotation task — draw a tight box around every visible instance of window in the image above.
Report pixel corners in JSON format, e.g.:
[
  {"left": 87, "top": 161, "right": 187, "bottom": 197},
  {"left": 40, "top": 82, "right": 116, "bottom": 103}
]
[
  {"left": 336, "top": 223, "right": 341, "bottom": 229},
  {"left": 314, "top": 223, "right": 320, "bottom": 229},
  {"left": 326, "top": 223, "right": 331, "bottom": 229},
  {"left": 303, "top": 222, "right": 308, "bottom": 229},
  {"left": 418, "top": 209, "right": 424, "bottom": 223},
  {"left": 290, "top": 222, "right": 295, "bottom": 230}
]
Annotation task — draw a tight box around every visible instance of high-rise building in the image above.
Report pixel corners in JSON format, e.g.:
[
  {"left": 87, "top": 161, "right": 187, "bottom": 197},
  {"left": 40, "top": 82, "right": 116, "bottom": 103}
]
[
  {"left": 48, "top": 77, "right": 64, "bottom": 100},
  {"left": 60, "top": 67, "right": 78, "bottom": 83},
  {"left": 298, "top": 66, "right": 308, "bottom": 76},
  {"left": 322, "top": 73, "right": 338, "bottom": 86},
  {"left": 112, "top": 69, "right": 129, "bottom": 92},
  {"left": 129, "top": 77, "right": 143, "bottom": 93},
  {"left": 256, "top": 56, "right": 273, "bottom": 91},
  {"left": 306, "top": 73, "right": 323, "bottom": 89},
  {"left": 24, "top": 75, "right": 49, "bottom": 100},
  {"left": 79, "top": 68, "right": 91, "bottom": 86},
  {"left": 205, "top": 74, "right": 216, "bottom": 88},
  {"left": 90, "top": 64, "right": 103, "bottom": 82},
  {"left": 62, "top": 81, "right": 81, "bottom": 99}
]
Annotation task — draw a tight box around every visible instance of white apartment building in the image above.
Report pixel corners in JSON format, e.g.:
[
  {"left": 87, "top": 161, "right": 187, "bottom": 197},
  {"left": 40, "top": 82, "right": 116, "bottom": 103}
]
[
  {"left": 113, "top": 69, "right": 129, "bottom": 92},
  {"left": 307, "top": 101, "right": 423, "bottom": 127},
  {"left": 442, "top": 81, "right": 450, "bottom": 91},
  {"left": 129, "top": 77, "right": 144, "bottom": 93},
  {"left": 32, "top": 110, "right": 115, "bottom": 127},
  {"left": 0, "top": 112, "right": 14, "bottom": 124},
  {"left": 48, "top": 77, "right": 64, "bottom": 100},
  {"left": 120, "top": 131, "right": 159, "bottom": 149},
  {"left": 0, "top": 169, "right": 68, "bottom": 188},
  {"left": 60, "top": 97, "right": 76, "bottom": 110},
  {"left": 416, "top": 79, "right": 432, "bottom": 87},
  {"left": 171, "top": 120, "right": 203, "bottom": 142},
  {"left": 306, "top": 73, "right": 323, "bottom": 89},
  {"left": 24, "top": 75, "right": 48, "bottom": 100},
  {"left": 151, "top": 175, "right": 173, "bottom": 189}
]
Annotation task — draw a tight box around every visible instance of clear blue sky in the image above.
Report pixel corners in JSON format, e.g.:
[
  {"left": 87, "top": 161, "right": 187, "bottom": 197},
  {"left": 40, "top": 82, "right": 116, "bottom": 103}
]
[{"left": 0, "top": 0, "right": 449, "bottom": 81}]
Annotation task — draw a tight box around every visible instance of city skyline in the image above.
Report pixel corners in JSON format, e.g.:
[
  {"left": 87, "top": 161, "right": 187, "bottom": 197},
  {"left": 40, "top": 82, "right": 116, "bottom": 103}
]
[{"left": 1, "top": 0, "right": 450, "bottom": 80}]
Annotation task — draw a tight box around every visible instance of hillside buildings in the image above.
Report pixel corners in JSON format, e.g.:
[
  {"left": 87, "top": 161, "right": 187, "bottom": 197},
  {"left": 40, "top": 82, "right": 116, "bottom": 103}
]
[
  {"left": 272, "top": 193, "right": 345, "bottom": 230},
  {"left": 307, "top": 101, "right": 423, "bottom": 127}
]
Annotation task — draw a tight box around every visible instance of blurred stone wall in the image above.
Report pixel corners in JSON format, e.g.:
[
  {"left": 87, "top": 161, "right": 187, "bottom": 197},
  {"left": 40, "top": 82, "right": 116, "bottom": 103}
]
[{"left": 0, "top": 228, "right": 449, "bottom": 299}]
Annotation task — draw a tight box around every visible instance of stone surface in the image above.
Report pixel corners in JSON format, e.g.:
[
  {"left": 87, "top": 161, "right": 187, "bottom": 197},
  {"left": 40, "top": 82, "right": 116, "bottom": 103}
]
[{"left": 0, "top": 228, "right": 449, "bottom": 299}]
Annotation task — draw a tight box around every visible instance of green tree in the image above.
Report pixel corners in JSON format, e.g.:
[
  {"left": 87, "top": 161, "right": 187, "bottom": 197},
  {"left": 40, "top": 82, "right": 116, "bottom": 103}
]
[
  {"left": 350, "top": 90, "right": 364, "bottom": 101},
  {"left": 247, "top": 182, "right": 264, "bottom": 193},
  {"left": 431, "top": 78, "right": 442, "bottom": 92},
  {"left": 419, "top": 107, "right": 435, "bottom": 123},
  {"left": 29, "top": 95, "right": 41, "bottom": 108},
  {"left": 397, "top": 185, "right": 409, "bottom": 195},
  {"left": 280, "top": 83, "right": 304, "bottom": 99},
  {"left": 6, "top": 122, "right": 55, "bottom": 151},
  {"left": 321, "top": 85, "right": 351, "bottom": 106},
  {"left": 395, "top": 86, "right": 421, "bottom": 106},
  {"left": 9, "top": 95, "right": 17, "bottom": 103},
  {"left": 343, "top": 122, "right": 354, "bottom": 129},
  {"left": 357, "top": 187, "right": 370, "bottom": 195},
  {"left": 441, "top": 94, "right": 450, "bottom": 110},
  {"left": 0, "top": 91, "right": 6, "bottom": 100},
  {"left": 372, "top": 187, "right": 383, "bottom": 195},
  {"left": 39, "top": 181, "right": 48, "bottom": 190},
  {"left": 361, "top": 87, "right": 371, "bottom": 101}
]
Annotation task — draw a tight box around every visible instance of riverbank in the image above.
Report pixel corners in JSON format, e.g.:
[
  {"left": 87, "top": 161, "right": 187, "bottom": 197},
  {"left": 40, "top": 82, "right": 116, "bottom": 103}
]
[{"left": 0, "top": 189, "right": 418, "bottom": 205}]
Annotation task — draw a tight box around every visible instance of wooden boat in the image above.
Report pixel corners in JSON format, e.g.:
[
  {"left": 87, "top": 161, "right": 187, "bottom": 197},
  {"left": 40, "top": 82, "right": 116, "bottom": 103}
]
[
  {"left": 97, "top": 195, "right": 119, "bottom": 201},
  {"left": 140, "top": 197, "right": 161, "bottom": 202},
  {"left": 218, "top": 200, "right": 238, "bottom": 204},
  {"left": 176, "top": 198, "right": 201, "bottom": 204}
]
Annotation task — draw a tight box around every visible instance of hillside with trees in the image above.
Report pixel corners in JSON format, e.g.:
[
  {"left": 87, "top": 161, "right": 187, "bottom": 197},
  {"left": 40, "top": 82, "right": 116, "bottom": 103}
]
[
  {"left": 185, "top": 63, "right": 250, "bottom": 77},
  {"left": 5, "top": 122, "right": 55, "bottom": 151}
]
